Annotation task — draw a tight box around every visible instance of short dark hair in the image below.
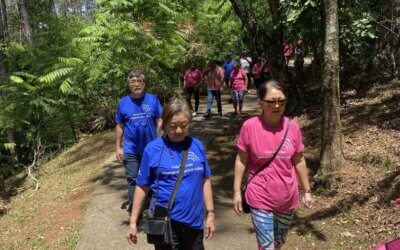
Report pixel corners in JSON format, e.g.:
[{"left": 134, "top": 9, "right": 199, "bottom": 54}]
[
  {"left": 127, "top": 69, "right": 145, "bottom": 83},
  {"left": 257, "top": 80, "right": 288, "bottom": 100},
  {"left": 162, "top": 99, "right": 192, "bottom": 130}
]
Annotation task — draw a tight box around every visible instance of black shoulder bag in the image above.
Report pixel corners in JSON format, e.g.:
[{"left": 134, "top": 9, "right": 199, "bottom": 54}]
[
  {"left": 145, "top": 138, "right": 189, "bottom": 245},
  {"left": 241, "top": 119, "right": 291, "bottom": 214}
]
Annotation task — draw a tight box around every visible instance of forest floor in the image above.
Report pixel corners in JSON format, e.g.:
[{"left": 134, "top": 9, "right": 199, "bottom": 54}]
[{"left": 0, "top": 78, "right": 399, "bottom": 249}]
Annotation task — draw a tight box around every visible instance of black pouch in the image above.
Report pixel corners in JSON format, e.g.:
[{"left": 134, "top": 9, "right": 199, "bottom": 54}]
[
  {"left": 241, "top": 185, "right": 251, "bottom": 214},
  {"left": 145, "top": 205, "right": 172, "bottom": 244}
]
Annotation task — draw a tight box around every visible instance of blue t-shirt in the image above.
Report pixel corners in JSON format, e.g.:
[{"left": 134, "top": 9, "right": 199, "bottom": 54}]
[
  {"left": 137, "top": 137, "right": 211, "bottom": 230},
  {"left": 115, "top": 93, "right": 163, "bottom": 155},
  {"left": 223, "top": 59, "right": 236, "bottom": 79}
]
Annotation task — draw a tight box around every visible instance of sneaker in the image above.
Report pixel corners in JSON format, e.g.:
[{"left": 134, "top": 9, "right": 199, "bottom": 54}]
[
  {"left": 192, "top": 111, "right": 197, "bottom": 116},
  {"left": 247, "top": 90, "right": 251, "bottom": 94},
  {"left": 203, "top": 112, "right": 210, "bottom": 119}
]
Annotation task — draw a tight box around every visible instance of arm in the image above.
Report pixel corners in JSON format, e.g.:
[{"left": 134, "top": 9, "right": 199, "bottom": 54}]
[
  {"left": 115, "top": 124, "right": 124, "bottom": 162},
  {"left": 156, "top": 118, "right": 163, "bottom": 136},
  {"left": 126, "top": 185, "right": 150, "bottom": 245},
  {"left": 244, "top": 72, "right": 248, "bottom": 89},
  {"left": 232, "top": 149, "right": 249, "bottom": 215},
  {"left": 292, "top": 152, "right": 315, "bottom": 208},
  {"left": 183, "top": 72, "right": 187, "bottom": 90},
  {"left": 203, "top": 178, "right": 216, "bottom": 240}
]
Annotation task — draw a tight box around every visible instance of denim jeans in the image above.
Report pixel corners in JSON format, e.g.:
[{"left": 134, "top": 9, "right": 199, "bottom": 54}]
[
  {"left": 206, "top": 90, "right": 222, "bottom": 115},
  {"left": 122, "top": 153, "right": 142, "bottom": 205}
]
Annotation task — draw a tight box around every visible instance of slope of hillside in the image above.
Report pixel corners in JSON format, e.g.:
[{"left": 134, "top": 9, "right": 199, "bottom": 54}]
[{"left": 0, "top": 131, "right": 114, "bottom": 249}]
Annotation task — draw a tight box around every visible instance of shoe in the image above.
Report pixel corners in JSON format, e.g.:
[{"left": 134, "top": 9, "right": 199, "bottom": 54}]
[
  {"left": 247, "top": 90, "right": 251, "bottom": 94},
  {"left": 192, "top": 111, "right": 197, "bottom": 116},
  {"left": 217, "top": 113, "right": 222, "bottom": 117},
  {"left": 203, "top": 112, "right": 210, "bottom": 119}
]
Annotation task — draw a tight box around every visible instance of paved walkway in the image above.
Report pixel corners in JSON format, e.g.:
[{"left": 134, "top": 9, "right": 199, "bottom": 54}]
[{"left": 77, "top": 92, "right": 260, "bottom": 250}]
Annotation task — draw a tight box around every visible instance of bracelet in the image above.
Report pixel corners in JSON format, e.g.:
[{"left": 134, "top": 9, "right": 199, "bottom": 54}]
[{"left": 207, "top": 210, "right": 215, "bottom": 215}]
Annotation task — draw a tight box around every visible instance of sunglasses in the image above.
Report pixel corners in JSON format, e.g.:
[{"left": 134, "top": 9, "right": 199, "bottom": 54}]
[{"left": 261, "top": 99, "right": 286, "bottom": 107}]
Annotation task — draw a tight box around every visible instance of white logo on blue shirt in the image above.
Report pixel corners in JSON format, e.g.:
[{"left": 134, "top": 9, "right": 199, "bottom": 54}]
[
  {"left": 188, "top": 151, "right": 200, "bottom": 162},
  {"left": 141, "top": 104, "right": 151, "bottom": 112}
]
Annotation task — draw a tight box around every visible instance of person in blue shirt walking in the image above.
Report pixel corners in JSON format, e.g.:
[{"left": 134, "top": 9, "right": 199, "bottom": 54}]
[
  {"left": 223, "top": 52, "right": 236, "bottom": 90},
  {"left": 126, "top": 99, "right": 216, "bottom": 250},
  {"left": 115, "top": 69, "right": 163, "bottom": 212}
]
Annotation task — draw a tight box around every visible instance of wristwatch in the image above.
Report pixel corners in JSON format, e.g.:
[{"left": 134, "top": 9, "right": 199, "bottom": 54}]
[{"left": 207, "top": 210, "right": 215, "bottom": 215}]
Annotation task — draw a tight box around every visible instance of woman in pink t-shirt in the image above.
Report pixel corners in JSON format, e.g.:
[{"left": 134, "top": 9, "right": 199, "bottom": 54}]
[
  {"left": 229, "top": 63, "right": 248, "bottom": 117},
  {"left": 233, "top": 80, "right": 314, "bottom": 250}
]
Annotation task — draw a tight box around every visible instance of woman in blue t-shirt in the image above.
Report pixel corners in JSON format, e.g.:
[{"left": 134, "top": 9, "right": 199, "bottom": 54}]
[{"left": 126, "top": 99, "right": 216, "bottom": 249}]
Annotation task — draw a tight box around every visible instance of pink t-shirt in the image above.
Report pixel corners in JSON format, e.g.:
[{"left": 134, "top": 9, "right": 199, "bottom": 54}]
[
  {"left": 204, "top": 66, "right": 224, "bottom": 90},
  {"left": 230, "top": 69, "right": 247, "bottom": 91},
  {"left": 184, "top": 69, "right": 202, "bottom": 87},
  {"left": 284, "top": 43, "right": 293, "bottom": 57},
  {"left": 237, "top": 116, "right": 304, "bottom": 211}
]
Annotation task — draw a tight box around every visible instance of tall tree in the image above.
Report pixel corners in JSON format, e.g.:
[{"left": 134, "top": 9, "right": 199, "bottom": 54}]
[
  {"left": 318, "top": 0, "right": 344, "bottom": 187},
  {"left": 229, "top": 0, "right": 286, "bottom": 81},
  {"left": 18, "top": 0, "right": 33, "bottom": 45},
  {"left": 0, "top": 0, "right": 8, "bottom": 197}
]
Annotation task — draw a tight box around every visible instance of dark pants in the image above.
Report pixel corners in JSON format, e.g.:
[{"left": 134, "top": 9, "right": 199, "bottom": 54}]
[
  {"left": 122, "top": 153, "right": 142, "bottom": 205},
  {"left": 205, "top": 90, "right": 222, "bottom": 115},
  {"left": 185, "top": 86, "right": 199, "bottom": 112},
  {"left": 154, "top": 221, "right": 204, "bottom": 250},
  {"left": 246, "top": 73, "right": 252, "bottom": 90},
  {"left": 224, "top": 78, "right": 230, "bottom": 89}
]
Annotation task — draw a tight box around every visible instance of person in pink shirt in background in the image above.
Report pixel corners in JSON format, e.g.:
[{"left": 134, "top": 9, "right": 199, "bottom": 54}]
[
  {"left": 229, "top": 63, "right": 247, "bottom": 117},
  {"left": 233, "top": 80, "right": 314, "bottom": 250},
  {"left": 283, "top": 41, "right": 293, "bottom": 67},
  {"left": 184, "top": 62, "right": 203, "bottom": 116},
  {"left": 202, "top": 60, "right": 224, "bottom": 119}
]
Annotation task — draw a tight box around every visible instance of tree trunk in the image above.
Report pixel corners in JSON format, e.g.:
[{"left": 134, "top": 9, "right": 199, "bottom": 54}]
[
  {"left": 318, "top": 0, "right": 344, "bottom": 188},
  {"left": 0, "top": 0, "right": 8, "bottom": 197},
  {"left": 48, "top": 0, "right": 57, "bottom": 16},
  {"left": 62, "top": 0, "right": 68, "bottom": 20},
  {"left": 266, "top": 0, "right": 286, "bottom": 81},
  {"left": 229, "top": 0, "right": 286, "bottom": 81},
  {"left": 18, "top": 0, "right": 33, "bottom": 45},
  {"left": 0, "top": 0, "right": 7, "bottom": 39}
]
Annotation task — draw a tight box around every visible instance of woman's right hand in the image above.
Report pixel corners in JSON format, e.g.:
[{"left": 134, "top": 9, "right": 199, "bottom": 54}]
[
  {"left": 126, "top": 223, "right": 138, "bottom": 246},
  {"left": 116, "top": 147, "right": 123, "bottom": 162},
  {"left": 232, "top": 191, "right": 243, "bottom": 216}
]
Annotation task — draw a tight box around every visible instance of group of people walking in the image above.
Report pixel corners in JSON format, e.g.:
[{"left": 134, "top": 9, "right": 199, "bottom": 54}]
[
  {"left": 116, "top": 68, "right": 314, "bottom": 250},
  {"left": 183, "top": 51, "right": 277, "bottom": 119}
]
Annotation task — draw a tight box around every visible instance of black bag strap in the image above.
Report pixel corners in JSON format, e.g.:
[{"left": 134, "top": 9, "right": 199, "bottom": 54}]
[
  {"left": 167, "top": 138, "right": 189, "bottom": 216},
  {"left": 246, "top": 119, "right": 291, "bottom": 186}
]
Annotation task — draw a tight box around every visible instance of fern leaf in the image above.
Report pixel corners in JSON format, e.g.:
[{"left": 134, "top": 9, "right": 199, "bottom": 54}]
[
  {"left": 38, "top": 68, "right": 73, "bottom": 83},
  {"left": 159, "top": 3, "right": 178, "bottom": 17},
  {"left": 58, "top": 57, "right": 84, "bottom": 66},
  {"left": 59, "top": 78, "right": 73, "bottom": 94}
]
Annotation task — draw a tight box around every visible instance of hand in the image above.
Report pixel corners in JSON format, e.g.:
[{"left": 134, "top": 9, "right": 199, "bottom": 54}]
[
  {"left": 126, "top": 223, "right": 138, "bottom": 246},
  {"left": 116, "top": 147, "right": 123, "bottom": 162},
  {"left": 204, "top": 213, "right": 216, "bottom": 240},
  {"left": 220, "top": 86, "right": 223, "bottom": 92},
  {"left": 232, "top": 191, "right": 242, "bottom": 216},
  {"left": 302, "top": 193, "right": 315, "bottom": 209}
]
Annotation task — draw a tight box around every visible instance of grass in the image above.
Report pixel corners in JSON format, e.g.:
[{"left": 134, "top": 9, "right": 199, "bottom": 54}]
[
  {"left": 0, "top": 131, "right": 114, "bottom": 249},
  {"left": 356, "top": 152, "right": 392, "bottom": 170}
]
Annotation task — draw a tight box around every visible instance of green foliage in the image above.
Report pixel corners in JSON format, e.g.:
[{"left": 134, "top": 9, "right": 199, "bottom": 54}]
[{"left": 0, "top": 0, "right": 243, "bottom": 181}]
